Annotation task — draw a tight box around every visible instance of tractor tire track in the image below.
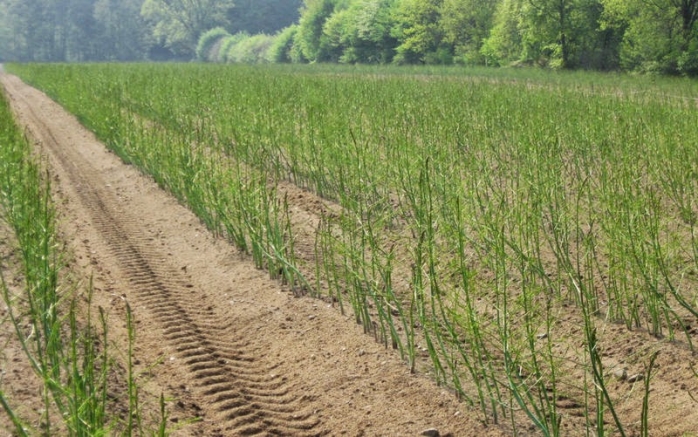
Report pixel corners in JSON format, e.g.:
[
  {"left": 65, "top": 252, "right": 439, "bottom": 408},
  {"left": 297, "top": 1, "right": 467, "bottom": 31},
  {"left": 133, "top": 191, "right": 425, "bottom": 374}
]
[
  {"left": 1, "top": 75, "right": 323, "bottom": 436},
  {"left": 2, "top": 73, "right": 507, "bottom": 437}
]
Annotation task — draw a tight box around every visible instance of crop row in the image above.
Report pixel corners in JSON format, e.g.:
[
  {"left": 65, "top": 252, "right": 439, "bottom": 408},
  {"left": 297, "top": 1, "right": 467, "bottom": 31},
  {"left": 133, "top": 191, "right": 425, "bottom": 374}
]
[
  {"left": 0, "top": 82, "right": 167, "bottom": 436},
  {"left": 10, "top": 63, "right": 698, "bottom": 435}
]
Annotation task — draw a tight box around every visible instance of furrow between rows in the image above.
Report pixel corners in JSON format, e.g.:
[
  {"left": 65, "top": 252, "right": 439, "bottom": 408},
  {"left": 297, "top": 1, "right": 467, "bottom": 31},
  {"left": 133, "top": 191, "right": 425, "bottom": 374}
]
[{"left": 12, "top": 87, "right": 323, "bottom": 436}]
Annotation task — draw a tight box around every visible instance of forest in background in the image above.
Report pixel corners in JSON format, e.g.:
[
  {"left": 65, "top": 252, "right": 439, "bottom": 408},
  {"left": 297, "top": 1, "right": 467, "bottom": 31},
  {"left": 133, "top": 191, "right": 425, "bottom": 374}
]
[
  {"left": 0, "top": 0, "right": 302, "bottom": 61},
  {"left": 1, "top": 0, "right": 697, "bottom": 76}
]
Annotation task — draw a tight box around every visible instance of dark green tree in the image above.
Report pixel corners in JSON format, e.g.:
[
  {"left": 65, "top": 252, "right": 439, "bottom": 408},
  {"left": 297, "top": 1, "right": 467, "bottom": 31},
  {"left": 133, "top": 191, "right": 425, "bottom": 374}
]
[
  {"left": 0, "top": 0, "right": 61, "bottom": 61},
  {"left": 481, "top": 0, "right": 525, "bottom": 65},
  {"left": 65, "top": 0, "right": 103, "bottom": 60},
  {"left": 196, "top": 26, "right": 230, "bottom": 60},
  {"left": 141, "top": 0, "right": 235, "bottom": 57},
  {"left": 227, "top": 0, "right": 303, "bottom": 34},
  {"left": 482, "top": 0, "right": 614, "bottom": 69},
  {"left": 603, "top": 0, "right": 698, "bottom": 74},
  {"left": 391, "top": 0, "right": 447, "bottom": 64},
  {"left": 337, "top": 0, "right": 397, "bottom": 63},
  {"left": 0, "top": 0, "right": 150, "bottom": 61},
  {"left": 522, "top": 0, "right": 606, "bottom": 68},
  {"left": 440, "top": 0, "right": 497, "bottom": 64},
  {"left": 94, "top": 0, "right": 149, "bottom": 61},
  {"left": 268, "top": 24, "right": 299, "bottom": 62},
  {"left": 295, "top": 0, "right": 348, "bottom": 62}
]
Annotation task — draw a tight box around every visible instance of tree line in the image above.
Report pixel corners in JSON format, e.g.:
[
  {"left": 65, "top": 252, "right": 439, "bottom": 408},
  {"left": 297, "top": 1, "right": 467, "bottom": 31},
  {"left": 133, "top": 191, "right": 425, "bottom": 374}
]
[
  {"left": 1, "top": 0, "right": 697, "bottom": 76},
  {"left": 0, "top": 0, "right": 301, "bottom": 62},
  {"left": 203, "top": 0, "right": 698, "bottom": 76},
  {"left": 273, "top": 0, "right": 698, "bottom": 75}
]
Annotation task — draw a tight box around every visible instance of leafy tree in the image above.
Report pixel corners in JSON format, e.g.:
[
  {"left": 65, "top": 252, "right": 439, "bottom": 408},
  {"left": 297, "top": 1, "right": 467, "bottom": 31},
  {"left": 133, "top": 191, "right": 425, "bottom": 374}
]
[
  {"left": 571, "top": 0, "right": 620, "bottom": 70},
  {"left": 391, "top": 0, "right": 447, "bottom": 64},
  {"left": 218, "top": 31, "right": 250, "bottom": 62},
  {"left": 524, "top": 0, "right": 577, "bottom": 67},
  {"left": 281, "top": 0, "right": 396, "bottom": 64},
  {"left": 481, "top": 0, "right": 525, "bottom": 65},
  {"left": 295, "top": 0, "right": 347, "bottom": 61},
  {"left": 336, "top": 0, "right": 398, "bottom": 63},
  {"left": 0, "top": 0, "right": 692, "bottom": 74},
  {"left": 290, "top": 26, "right": 309, "bottom": 62},
  {"left": 0, "top": 0, "right": 36, "bottom": 61},
  {"left": 196, "top": 26, "right": 230, "bottom": 60},
  {"left": 228, "top": 0, "right": 303, "bottom": 34},
  {"left": 603, "top": 0, "right": 698, "bottom": 74},
  {"left": 482, "top": 0, "right": 613, "bottom": 69},
  {"left": 224, "top": 33, "right": 275, "bottom": 63},
  {"left": 0, "top": 0, "right": 62, "bottom": 61},
  {"left": 93, "top": 0, "right": 148, "bottom": 61},
  {"left": 64, "top": 0, "right": 101, "bottom": 60},
  {"left": 321, "top": 7, "right": 352, "bottom": 61},
  {"left": 440, "top": 0, "right": 497, "bottom": 64},
  {"left": 0, "top": 0, "right": 129, "bottom": 61},
  {"left": 521, "top": 0, "right": 607, "bottom": 68},
  {"left": 269, "top": 24, "right": 300, "bottom": 62},
  {"left": 141, "top": 0, "right": 235, "bottom": 57}
]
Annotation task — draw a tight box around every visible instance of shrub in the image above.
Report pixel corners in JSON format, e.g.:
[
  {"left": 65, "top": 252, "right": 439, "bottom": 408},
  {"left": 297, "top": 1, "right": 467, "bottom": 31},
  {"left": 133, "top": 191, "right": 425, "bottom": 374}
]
[
  {"left": 196, "top": 27, "right": 232, "bottom": 61},
  {"left": 226, "top": 34, "right": 275, "bottom": 64},
  {"left": 677, "top": 46, "right": 698, "bottom": 77},
  {"left": 218, "top": 32, "right": 250, "bottom": 63},
  {"left": 268, "top": 25, "right": 299, "bottom": 63}
]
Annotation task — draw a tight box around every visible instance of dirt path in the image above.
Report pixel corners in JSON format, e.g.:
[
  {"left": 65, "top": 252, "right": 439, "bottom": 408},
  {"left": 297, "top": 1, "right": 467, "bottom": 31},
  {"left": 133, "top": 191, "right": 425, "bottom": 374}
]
[{"left": 0, "top": 74, "right": 503, "bottom": 436}]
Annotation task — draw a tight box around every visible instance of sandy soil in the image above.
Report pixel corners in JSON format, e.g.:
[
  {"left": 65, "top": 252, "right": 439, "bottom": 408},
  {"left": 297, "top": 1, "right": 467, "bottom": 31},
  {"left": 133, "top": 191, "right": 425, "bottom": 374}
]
[{"left": 0, "top": 75, "right": 506, "bottom": 436}]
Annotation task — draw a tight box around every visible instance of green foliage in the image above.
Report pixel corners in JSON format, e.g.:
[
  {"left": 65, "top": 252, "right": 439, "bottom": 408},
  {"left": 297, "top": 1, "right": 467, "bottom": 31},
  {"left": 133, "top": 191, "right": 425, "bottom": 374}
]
[
  {"left": 440, "top": 0, "right": 497, "bottom": 65},
  {"left": 219, "top": 32, "right": 250, "bottom": 63},
  {"left": 269, "top": 25, "right": 300, "bottom": 63},
  {"left": 93, "top": 0, "right": 149, "bottom": 61},
  {"left": 0, "top": 0, "right": 696, "bottom": 74},
  {"left": 602, "top": 0, "right": 698, "bottom": 75},
  {"left": 0, "top": 77, "right": 167, "bottom": 436},
  {"left": 336, "top": 0, "right": 398, "bottom": 63},
  {"left": 225, "top": 34, "right": 276, "bottom": 64},
  {"left": 481, "top": 0, "right": 524, "bottom": 66},
  {"left": 677, "top": 40, "right": 698, "bottom": 76},
  {"left": 391, "top": 0, "right": 446, "bottom": 64},
  {"left": 296, "top": 0, "right": 344, "bottom": 62},
  {"left": 197, "top": 31, "right": 276, "bottom": 64},
  {"left": 141, "top": 0, "right": 235, "bottom": 57},
  {"left": 227, "top": 0, "right": 303, "bottom": 34},
  {"left": 196, "top": 27, "right": 231, "bottom": 61},
  {"left": 290, "top": 28, "right": 310, "bottom": 62},
  {"left": 321, "top": 8, "right": 353, "bottom": 62},
  {"left": 0, "top": 0, "right": 149, "bottom": 61},
  {"left": 482, "top": 0, "right": 626, "bottom": 69}
]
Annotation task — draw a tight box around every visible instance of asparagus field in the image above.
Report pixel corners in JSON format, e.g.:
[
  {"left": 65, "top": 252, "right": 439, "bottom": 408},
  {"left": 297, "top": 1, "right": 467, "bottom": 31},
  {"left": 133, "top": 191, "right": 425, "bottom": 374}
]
[
  {"left": 0, "top": 73, "right": 167, "bottom": 436},
  {"left": 4, "top": 63, "right": 698, "bottom": 436}
]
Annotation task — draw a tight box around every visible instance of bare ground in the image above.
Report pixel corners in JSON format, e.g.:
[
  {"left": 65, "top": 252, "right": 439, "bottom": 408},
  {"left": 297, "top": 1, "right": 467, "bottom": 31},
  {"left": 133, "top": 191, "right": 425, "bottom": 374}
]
[{"left": 0, "top": 75, "right": 505, "bottom": 436}]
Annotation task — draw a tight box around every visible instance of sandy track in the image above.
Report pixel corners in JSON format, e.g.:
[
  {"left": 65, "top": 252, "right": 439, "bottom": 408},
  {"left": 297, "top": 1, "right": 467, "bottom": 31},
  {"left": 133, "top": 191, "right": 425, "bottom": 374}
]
[{"left": 0, "top": 74, "right": 501, "bottom": 436}]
